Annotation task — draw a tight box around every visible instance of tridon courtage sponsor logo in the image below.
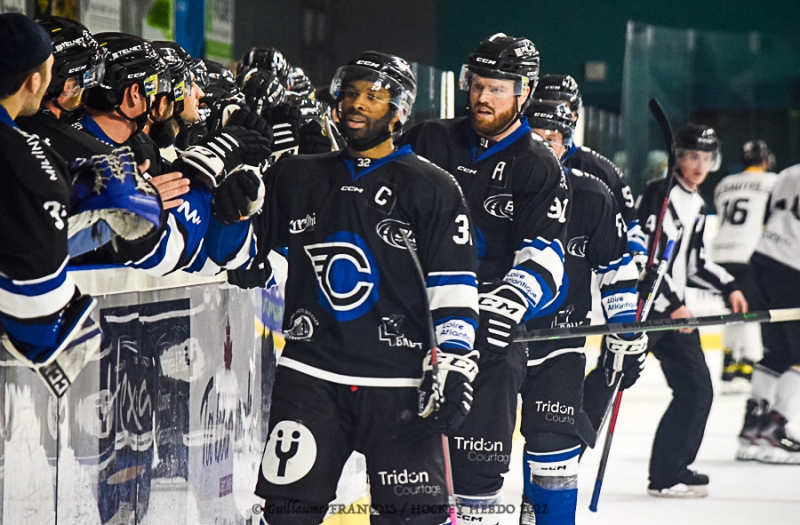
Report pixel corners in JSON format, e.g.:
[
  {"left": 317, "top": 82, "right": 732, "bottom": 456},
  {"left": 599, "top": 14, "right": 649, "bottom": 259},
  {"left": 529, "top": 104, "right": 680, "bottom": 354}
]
[
  {"left": 453, "top": 437, "right": 511, "bottom": 463},
  {"left": 483, "top": 194, "right": 514, "bottom": 220},
  {"left": 375, "top": 219, "right": 416, "bottom": 250},
  {"left": 535, "top": 400, "right": 575, "bottom": 425},
  {"left": 284, "top": 309, "right": 319, "bottom": 341},
  {"left": 290, "top": 213, "right": 316, "bottom": 234},
  {"left": 377, "top": 469, "right": 442, "bottom": 496}
]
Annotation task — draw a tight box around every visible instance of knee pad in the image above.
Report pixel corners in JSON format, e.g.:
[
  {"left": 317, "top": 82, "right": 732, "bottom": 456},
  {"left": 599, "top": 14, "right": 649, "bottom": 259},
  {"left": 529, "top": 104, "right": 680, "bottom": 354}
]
[
  {"left": 455, "top": 492, "right": 503, "bottom": 525},
  {"left": 522, "top": 433, "right": 580, "bottom": 525}
]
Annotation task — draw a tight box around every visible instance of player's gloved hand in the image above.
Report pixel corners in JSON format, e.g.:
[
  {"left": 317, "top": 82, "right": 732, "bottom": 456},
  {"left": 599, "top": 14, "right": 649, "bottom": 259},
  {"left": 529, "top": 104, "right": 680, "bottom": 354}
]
[
  {"left": 418, "top": 348, "right": 480, "bottom": 435},
  {"left": 69, "top": 147, "right": 163, "bottom": 245},
  {"left": 602, "top": 332, "right": 649, "bottom": 389},
  {"left": 172, "top": 127, "right": 246, "bottom": 187},
  {"left": 299, "top": 120, "right": 333, "bottom": 154},
  {"left": 264, "top": 103, "right": 301, "bottom": 162},
  {"left": 475, "top": 281, "right": 527, "bottom": 361},
  {"left": 206, "top": 101, "right": 246, "bottom": 132},
  {"left": 226, "top": 106, "right": 274, "bottom": 143},
  {"left": 212, "top": 165, "right": 265, "bottom": 225}
]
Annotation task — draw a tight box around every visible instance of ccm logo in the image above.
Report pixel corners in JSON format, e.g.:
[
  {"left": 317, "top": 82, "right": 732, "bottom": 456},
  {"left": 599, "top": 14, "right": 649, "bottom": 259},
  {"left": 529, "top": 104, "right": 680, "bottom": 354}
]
[
  {"left": 355, "top": 60, "right": 380, "bottom": 68},
  {"left": 457, "top": 166, "right": 477, "bottom": 174},
  {"left": 475, "top": 57, "right": 496, "bottom": 64},
  {"left": 341, "top": 186, "right": 364, "bottom": 193}
]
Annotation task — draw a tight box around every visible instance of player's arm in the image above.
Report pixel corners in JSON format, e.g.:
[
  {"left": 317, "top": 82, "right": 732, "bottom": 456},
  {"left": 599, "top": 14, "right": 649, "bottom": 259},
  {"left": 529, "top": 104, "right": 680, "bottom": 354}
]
[
  {"left": 0, "top": 145, "right": 97, "bottom": 369},
  {"left": 502, "top": 151, "right": 570, "bottom": 321},
  {"left": 686, "top": 213, "right": 740, "bottom": 297}
]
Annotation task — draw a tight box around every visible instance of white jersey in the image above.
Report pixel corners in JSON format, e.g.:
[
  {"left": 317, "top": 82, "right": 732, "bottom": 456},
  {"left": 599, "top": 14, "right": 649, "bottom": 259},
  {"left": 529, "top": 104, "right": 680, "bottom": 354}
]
[
  {"left": 755, "top": 164, "right": 800, "bottom": 272},
  {"left": 713, "top": 169, "right": 778, "bottom": 264}
]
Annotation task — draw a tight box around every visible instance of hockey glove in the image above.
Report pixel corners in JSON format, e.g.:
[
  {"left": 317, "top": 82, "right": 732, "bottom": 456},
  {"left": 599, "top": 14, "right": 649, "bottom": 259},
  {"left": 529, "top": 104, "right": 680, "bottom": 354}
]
[
  {"left": 69, "top": 147, "right": 163, "bottom": 247},
  {"left": 602, "top": 332, "right": 649, "bottom": 390},
  {"left": 212, "top": 165, "right": 265, "bottom": 225},
  {"left": 475, "top": 282, "right": 527, "bottom": 361},
  {"left": 173, "top": 127, "right": 246, "bottom": 187},
  {"left": 299, "top": 119, "right": 333, "bottom": 154},
  {"left": 418, "top": 348, "right": 480, "bottom": 435},
  {"left": 264, "top": 103, "right": 301, "bottom": 162},
  {"left": 226, "top": 106, "right": 274, "bottom": 143}
]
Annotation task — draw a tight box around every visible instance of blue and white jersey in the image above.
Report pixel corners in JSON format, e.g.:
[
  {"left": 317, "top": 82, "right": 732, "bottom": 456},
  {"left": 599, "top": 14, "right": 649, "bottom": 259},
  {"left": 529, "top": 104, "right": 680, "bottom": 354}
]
[{"left": 526, "top": 169, "right": 638, "bottom": 363}]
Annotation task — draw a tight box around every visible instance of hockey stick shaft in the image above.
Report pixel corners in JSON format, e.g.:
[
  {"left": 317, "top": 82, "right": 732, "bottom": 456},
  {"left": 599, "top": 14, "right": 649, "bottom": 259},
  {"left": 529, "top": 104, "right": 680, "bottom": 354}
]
[
  {"left": 645, "top": 98, "right": 677, "bottom": 267},
  {"left": 400, "top": 232, "right": 458, "bottom": 525},
  {"left": 515, "top": 307, "right": 800, "bottom": 342},
  {"left": 589, "top": 239, "right": 676, "bottom": 512}
]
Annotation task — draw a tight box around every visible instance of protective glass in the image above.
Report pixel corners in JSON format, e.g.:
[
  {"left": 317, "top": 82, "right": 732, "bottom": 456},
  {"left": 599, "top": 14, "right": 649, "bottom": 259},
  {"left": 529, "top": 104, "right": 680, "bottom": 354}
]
[{"left": 458, "top": 65, "right": 529, "bottom": 97}]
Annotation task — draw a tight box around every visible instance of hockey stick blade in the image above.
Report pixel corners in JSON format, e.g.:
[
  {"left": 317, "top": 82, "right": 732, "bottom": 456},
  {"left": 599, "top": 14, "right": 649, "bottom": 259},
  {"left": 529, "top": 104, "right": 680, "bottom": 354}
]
[{"left": 516, "top": 307, "right": 800, "bottom": 342}]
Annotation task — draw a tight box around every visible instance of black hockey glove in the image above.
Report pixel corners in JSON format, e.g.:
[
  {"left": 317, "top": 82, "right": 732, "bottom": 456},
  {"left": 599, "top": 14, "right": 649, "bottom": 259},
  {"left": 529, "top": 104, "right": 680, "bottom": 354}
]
[
  {"left": 299, "top": 119, "right": 333, "bottom": 154},
  {"left": 418, "top": 348, "right": 480, "bottom": 435},
  {"left": 264, "top": 103, "right": 301, "bottom": 162},
  {"left": 475, "top": 281, "right": 527, "bottom": 361},
  {"left": 602, "top": 332, "right": 649, "bottom": 390},
  {"left": 212, "top": 166, "right": 265, "bottom": 225},
  {"left": 172, "top": 127, "right": 246, "bottom": 187},
  {"left": 226, "top": 106, "right": 274, "bottom": 143}
]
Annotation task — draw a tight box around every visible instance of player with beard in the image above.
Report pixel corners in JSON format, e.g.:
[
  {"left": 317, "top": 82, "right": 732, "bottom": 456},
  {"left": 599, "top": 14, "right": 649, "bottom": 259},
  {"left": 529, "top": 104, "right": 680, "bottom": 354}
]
[
  {"left": 533, "top": 74, "right": 647, "bottom": 269},
  {"left": 400, "top": 34, "right": 570, "bottom": 524},
  {"left": 243, "top": 51, "right": 480, "bottom": 525}
]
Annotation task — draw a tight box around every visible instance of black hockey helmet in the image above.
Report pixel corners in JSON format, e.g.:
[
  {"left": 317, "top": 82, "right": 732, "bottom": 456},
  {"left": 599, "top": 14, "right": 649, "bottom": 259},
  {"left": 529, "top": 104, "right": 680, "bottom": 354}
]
[
  {"left": 236, "top": 47, "right": 289, "bottom": 85},
  {"left": 190, "top": 58, "right": 209, "bottom": 91},
  {"left": 287, "top": 65, "right": 314, "bottom": 97},
  {"left": 459, "top": 33, "right": 540, "bottom": 98},
  {"left": 330, "top": 51, "right": 417, "bottom": 124},
  {"left": 674, "top": 123, "right": 722, "bottom": 171},
  {"left": 88, "top": 33, "right": 170, "bottom": 112},
  {"left": 742, "top": 139, "right": 775, "bottom": 170},
  {"left": 525, "top": 100, "right": 575, "bottom": 143},
  {"left": 152, "top": 41, "right": 193, "bottom": 115},
  {"left": 36, "top": 16, "right": 107, "bottom": 99},
  {"left": 534, "top": 74, "right": 582, "bottom": 112},
  {"left": 204, "top": 60, "right": 241, "bottom": 102}
]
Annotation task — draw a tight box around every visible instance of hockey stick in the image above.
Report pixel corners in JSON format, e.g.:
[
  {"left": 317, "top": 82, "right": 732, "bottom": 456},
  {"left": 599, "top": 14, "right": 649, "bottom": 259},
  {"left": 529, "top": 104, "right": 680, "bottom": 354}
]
[
  {"left": 400, "top": 231, "right": 459, "bottom": 525},
  {"left": 588, "top": 238, "right": 676, "bottom": 512}
]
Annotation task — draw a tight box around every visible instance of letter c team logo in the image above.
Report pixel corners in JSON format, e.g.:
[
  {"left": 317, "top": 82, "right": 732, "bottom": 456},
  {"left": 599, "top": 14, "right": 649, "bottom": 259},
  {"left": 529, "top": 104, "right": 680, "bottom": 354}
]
[
  {"left": 304, "top": 232, "right": 380, "bottom": 321},
  {"left": 261, "top": 421, "right": 317, "bottom": 485}
]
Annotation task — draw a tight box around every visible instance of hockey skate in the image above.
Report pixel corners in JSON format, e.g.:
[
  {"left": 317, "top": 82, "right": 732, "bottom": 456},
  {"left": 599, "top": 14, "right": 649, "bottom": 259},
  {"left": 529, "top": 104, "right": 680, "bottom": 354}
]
[
  {"left": 737, "top": 398, "right": 767, "bottom": 461},
  {"left": 519, "top": 494, "right": 536, "bottom": 525},
  {"left": 755, "top": 410, "right": 800, "bottom": 464},
  {"left": 720, "top": 350, "right": 750, "bottom": 394},
  {"left": 647, "top": 470, "right": 709, "bottom": 498}
]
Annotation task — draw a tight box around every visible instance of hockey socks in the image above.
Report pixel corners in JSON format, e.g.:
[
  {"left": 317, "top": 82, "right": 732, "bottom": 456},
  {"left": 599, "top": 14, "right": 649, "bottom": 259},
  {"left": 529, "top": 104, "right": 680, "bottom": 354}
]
[
  {"left": 522, "top": 446, "right": 580, "bottom": 525},
  {"left": 455, "top": 492, "right": 502, "bottom": 525}
]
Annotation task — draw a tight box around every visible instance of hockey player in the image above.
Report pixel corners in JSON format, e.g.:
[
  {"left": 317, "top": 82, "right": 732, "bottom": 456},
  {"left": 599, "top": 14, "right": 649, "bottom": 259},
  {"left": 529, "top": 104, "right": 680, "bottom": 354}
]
[
  {"left": 737, "top": 163, "right": 800, "bottom": 464},
  {"left": 533, "top": 74, "right": 647, "bottom": 268},
  {"left": 713, "top": 140, "right": 778, "bottom": 392},
  {"left": 399, "top": 34, "right": 570, "bottom": 523},
  {"left": 519, "top": 100, "right": 643, "bottom": 524},
  {"left": 585, "top": 123, "right": 748, "bottom": 497},
  {"left": 250, "top": 51, "right": 480, "bottom": 525}
]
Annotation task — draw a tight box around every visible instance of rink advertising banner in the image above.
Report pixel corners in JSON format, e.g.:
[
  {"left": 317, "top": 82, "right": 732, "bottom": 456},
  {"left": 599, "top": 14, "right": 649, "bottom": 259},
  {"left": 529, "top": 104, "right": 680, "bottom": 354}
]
[{"left": 205, "top": 0, "right": 234, "bottom": 63}]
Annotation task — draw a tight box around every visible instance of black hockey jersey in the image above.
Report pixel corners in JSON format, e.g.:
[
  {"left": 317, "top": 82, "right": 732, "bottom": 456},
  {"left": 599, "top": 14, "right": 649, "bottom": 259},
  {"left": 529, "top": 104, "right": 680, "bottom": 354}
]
[
  {"left": 526, "top": 168, "right": 638, "bottom": 362},
  {"left": 563, "top": 144, "right": 647, "bottom": 257},
  {"left": 245, "top": 145, "right": 479, "bottom": 384},
  {"left": 16, "top": 108, "right": 113, "bottom": 163},
  {"left": 400, "top": 117, "right": 569, "bottom": 321},
  {"left": 638, "top": 177, "right": 739, "bottom": 314},
  {"left": 0, "top": 105, "right": 78, "bottom": 354}
]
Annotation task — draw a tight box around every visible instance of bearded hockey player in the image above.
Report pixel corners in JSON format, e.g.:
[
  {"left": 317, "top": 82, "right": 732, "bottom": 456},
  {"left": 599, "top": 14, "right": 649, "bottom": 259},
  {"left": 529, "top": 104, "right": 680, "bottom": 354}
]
[
  {"left": 738, "top": 162, "right": 800, "bottom": 464},
  {"left": 400, "top": 34, "right": 570, "bottom": 524},
  {"left": 521, "top": 100, "right": 643, "bottom": 524},
  {"left": 585, "top": 123, "right": 748, "bottom": 498},
  {"left": 251, "top": 51, "right": 480, "bottom": 525},
  {"left": 713, "top": 140, "right": 778, "bottom": 392},
  {"left": 533, "top": 74, "right": 646, "bottom": 267}
]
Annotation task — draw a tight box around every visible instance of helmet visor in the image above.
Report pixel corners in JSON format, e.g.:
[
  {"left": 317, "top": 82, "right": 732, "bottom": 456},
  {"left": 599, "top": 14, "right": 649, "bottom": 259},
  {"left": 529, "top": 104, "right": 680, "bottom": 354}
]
[
  {"left": 676, "top": 148, "right": 722, "bottom": 172},
  {"left": 459, "top": 64, "right": 529, "bottom": 97},
  {"left": 330, "top": 65, "right": 415, "bottom": 123},
  {"left": 144, "top": 71, "right": 172, "bottom": 97},
  {"left": 82, "top": 59, "right": 105, "bottom": 89}
]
